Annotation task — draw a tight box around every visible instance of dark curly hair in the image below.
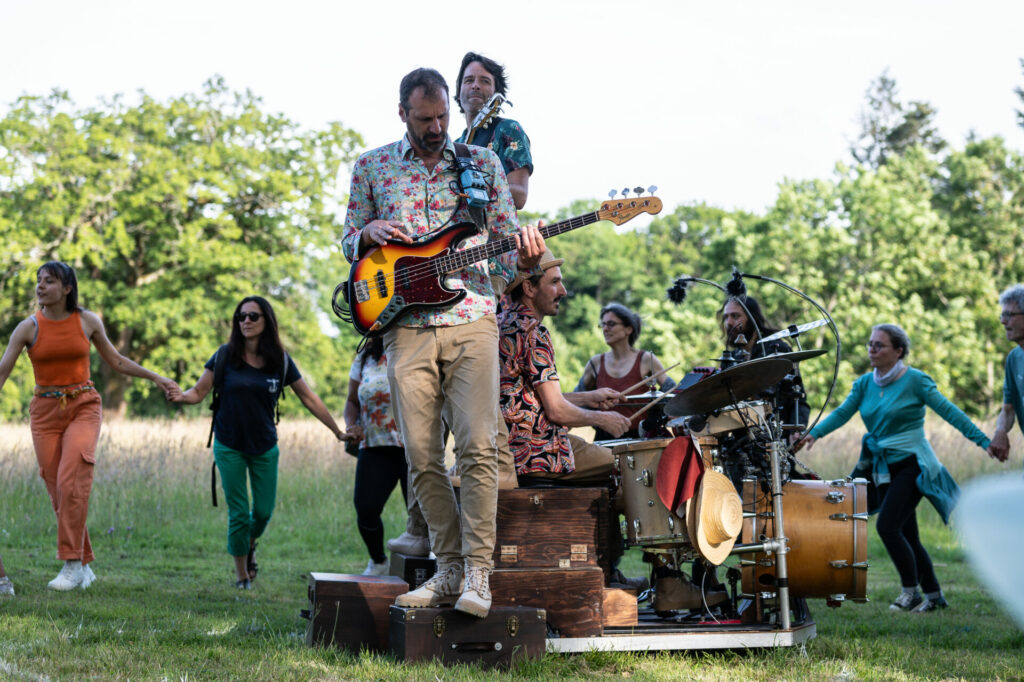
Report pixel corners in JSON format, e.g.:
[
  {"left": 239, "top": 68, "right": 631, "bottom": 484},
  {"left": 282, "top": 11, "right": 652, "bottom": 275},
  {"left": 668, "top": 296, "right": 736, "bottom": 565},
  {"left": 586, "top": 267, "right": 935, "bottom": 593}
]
[
  {"left": 454, "top": 52, "right": 508, "bottom": 114},
  {"left": 600, "top": 302, "right": 641, "bottom": 347}
]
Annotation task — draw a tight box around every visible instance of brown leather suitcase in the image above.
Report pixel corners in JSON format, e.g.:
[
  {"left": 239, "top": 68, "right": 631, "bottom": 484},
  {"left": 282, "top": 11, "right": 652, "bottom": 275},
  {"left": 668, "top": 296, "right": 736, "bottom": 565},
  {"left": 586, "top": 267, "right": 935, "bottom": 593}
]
[
  {"left": 302, "top": 572, "right": 407, "bottom": 652},
  {"left": 493, "top": 487, "right": 612, "bottom": 579},
  {"left": 388, "top": 605, "right": 546, "bottom": 668},
  {"left": 490, "top": 566, "right": 604, "bottom": 637},
  {"left": 389, "top": 551, "right": 436, "bottom": 589}
]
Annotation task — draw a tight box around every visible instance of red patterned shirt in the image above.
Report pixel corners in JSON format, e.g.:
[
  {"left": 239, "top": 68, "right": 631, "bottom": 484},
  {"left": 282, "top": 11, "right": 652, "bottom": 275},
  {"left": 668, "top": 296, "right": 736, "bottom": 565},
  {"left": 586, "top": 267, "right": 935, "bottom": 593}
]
[
  {"left": 342, "top": 135, "right": 519, "bottom": 328},
  {"left": 498, "top": 301, "right": 573, "bottom": 474}
]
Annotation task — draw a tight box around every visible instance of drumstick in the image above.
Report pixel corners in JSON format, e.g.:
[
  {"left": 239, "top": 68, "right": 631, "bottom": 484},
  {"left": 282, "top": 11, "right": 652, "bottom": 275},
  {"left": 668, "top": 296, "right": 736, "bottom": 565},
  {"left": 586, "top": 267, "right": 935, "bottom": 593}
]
[
  {"left": 620, "top": 362, "right": 680, "bottom": 396},
  {"left": 629, "top": 390, "right": 674, "bottom": 422}
]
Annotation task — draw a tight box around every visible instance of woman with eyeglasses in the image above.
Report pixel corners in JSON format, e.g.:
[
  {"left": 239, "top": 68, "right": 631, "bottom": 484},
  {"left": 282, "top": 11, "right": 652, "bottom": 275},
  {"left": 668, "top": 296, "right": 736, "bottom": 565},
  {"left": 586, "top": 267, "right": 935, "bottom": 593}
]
[
  {"left": 169, "top": 296, "right": 346, "bottom": 589},
  {"left": 578, "top": 302, "right": 671, "bottom": 440},
  {"left": 0, "top": 261, "right": 178, "bottom": 591},
  {"left": 795, "top": 323, "right": 999, "bottom": 613}
]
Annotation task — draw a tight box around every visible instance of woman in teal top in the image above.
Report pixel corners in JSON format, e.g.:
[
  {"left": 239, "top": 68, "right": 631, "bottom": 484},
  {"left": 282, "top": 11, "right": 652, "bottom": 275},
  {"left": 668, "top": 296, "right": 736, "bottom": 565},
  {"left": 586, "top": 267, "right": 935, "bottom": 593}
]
[{"left": 796, "top": 324, "right": 995, "bottom": 613}]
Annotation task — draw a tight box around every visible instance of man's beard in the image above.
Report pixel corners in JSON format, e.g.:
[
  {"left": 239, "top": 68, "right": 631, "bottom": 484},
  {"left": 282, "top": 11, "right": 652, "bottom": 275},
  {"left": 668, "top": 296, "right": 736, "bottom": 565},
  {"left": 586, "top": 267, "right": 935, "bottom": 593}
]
[
  {"left": 408, "top": 128, "right": 446, "bottom": 154},
  {"left": 727, "top": 323, "right": 752, "bottom": 347}
]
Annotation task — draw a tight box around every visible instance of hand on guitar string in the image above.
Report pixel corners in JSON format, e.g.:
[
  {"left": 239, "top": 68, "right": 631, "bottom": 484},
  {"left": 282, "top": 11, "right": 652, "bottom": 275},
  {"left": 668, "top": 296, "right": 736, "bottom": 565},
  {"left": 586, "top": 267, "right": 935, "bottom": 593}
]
[
  {"left": 362, "top": 219, "right": 411, "bottom": 247},
  {"left": 514, "top": 222, "right": 546, "bottom": 270}
]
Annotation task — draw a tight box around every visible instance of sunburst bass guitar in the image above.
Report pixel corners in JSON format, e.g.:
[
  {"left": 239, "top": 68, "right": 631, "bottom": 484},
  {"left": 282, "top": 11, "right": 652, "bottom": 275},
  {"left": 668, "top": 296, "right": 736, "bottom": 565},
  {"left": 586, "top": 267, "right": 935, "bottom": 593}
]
[{"left": 335, "top": 195, "right": 663, "bottom": 337}]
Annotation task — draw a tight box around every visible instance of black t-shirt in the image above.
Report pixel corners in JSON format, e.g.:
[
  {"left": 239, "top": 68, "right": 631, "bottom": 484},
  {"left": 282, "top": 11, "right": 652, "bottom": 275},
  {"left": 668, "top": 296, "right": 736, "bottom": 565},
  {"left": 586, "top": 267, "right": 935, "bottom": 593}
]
[{"left": 205, "top": 351, "right": 301, "bottom": 454}]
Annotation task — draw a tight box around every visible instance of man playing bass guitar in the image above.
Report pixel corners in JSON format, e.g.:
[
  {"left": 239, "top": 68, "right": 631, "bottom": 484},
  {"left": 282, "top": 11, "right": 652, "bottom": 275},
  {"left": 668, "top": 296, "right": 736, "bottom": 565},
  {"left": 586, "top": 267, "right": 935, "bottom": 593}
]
[{"left": 342, "top": 67, "right": 544, "bottom": 619}]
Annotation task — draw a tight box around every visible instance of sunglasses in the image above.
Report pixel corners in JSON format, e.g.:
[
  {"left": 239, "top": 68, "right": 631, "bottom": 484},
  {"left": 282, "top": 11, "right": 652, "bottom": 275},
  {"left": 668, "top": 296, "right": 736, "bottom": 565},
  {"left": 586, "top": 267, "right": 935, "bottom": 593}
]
[{"left": 236, "top": 312, "right": 263, "bottom": 323}]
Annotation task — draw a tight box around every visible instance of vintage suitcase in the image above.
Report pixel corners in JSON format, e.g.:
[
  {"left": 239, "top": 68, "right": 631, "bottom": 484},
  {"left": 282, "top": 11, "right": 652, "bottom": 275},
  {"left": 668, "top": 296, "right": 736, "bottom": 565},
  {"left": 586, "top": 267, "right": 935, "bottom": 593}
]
[
  {"left": 490, "top": 566, "right": 604, "bottom": 637},
  {"left": 302, "top": 572, "right": 408, "bottom": 652},
  {"left": 388, "top": 605, "right": 546, "bottom": 668},
  {"left": 389, "top": 552, "right": 436, "bottom": 589},
  {"left": 493, "top": 487, "right": 612, "bottom": 580}
]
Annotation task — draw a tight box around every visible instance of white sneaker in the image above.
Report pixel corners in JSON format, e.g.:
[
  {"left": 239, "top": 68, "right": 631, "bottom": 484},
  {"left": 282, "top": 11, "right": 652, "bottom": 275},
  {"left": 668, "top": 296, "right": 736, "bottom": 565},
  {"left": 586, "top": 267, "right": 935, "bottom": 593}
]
[
  {"left": 362, "top": 558, "right": 389, "bottom": 577},
  {"left": 0, "top": 576, "right": 13, "bottom": 597},
  {"left": 47, "top": 561, "right": 84, "bottom": 591},
  {"left": 386, "top": 531, "right": 430, "bottom": 557},
  {"left": 395, "top": 563, "right": 463, "bottom": 608},
  {"left": 455, "top": 564, "right": 492, "bottom": 618},
  {"left": 81, "top": 564, "right": 96, "bottom": 589}
]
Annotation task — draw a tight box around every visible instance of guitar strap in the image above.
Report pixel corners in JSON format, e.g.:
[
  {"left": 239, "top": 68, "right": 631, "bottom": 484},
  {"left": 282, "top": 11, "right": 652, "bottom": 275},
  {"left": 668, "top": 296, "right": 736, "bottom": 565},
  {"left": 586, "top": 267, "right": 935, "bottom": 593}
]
[{"left": 453, "top": 142, "right": 487, "bottom": 232}]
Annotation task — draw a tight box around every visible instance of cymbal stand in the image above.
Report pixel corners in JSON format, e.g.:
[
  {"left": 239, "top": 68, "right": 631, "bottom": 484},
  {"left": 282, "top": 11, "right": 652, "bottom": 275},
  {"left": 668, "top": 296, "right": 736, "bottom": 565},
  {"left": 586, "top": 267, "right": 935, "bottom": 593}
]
[{"left": 766, "top": 438, "right": 791, "bottom": 629}]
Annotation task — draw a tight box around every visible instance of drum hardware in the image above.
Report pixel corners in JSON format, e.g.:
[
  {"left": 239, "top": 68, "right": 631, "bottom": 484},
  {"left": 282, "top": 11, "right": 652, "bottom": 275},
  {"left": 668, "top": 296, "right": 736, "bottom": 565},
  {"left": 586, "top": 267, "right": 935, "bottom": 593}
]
[
  {"left": 828, "top": 512, "right": 869, "bottom": 522},
  {"left": 827, "top": 560, "right": 869, "bottom": 570},
  {"left": 825, "top": 491, "right": 846, "bottom": 504},
  {"left": 637, "top": 469, "right": 652, "bottom": 487}
]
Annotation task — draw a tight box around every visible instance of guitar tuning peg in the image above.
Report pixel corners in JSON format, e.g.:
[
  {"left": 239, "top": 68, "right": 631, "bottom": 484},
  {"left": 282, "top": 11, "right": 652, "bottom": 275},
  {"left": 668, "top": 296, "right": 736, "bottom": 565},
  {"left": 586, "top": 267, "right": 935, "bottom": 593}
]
[
  {"left": 647, "top": 185, "right": 658, "bottom": 195},
  {"left": 608, "top": 189, "right": 618, "bottom": 199},
  {"left": 622, "top": 187, "right": 631, "bottom": 197},
  {"left": 633, "top": 186, "right": 645, "bottom": 196}
]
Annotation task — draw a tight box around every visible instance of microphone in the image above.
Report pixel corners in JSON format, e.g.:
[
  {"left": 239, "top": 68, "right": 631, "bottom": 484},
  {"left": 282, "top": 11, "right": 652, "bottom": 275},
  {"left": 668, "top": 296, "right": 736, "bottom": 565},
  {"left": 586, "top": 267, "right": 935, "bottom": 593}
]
[
  {"left": 725, "top": 268, "right": 746, "bottom": 297},
  {"left": 667, "top": 276, "right": 693, "bottom": 304}
]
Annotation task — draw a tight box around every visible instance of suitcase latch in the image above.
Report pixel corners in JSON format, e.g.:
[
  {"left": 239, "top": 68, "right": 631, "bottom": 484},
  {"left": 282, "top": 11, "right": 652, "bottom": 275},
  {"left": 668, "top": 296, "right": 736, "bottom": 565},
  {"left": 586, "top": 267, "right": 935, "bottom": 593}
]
[
  {"left": 506, "top": 615, "right": 520, "bottom": 637},
  {"left": 433, "top": 614, "right": 446, "bottom": 637},
  {"left": 500, "top": 545, "right": 518, "bottom": 562}
]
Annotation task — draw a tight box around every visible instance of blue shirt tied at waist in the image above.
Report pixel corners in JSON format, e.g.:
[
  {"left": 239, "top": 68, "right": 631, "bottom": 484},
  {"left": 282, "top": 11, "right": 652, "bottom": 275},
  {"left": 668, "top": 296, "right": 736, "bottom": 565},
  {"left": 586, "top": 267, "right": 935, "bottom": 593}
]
[{"left": 853, "top": 426, "right": 959, "bottom": 524}]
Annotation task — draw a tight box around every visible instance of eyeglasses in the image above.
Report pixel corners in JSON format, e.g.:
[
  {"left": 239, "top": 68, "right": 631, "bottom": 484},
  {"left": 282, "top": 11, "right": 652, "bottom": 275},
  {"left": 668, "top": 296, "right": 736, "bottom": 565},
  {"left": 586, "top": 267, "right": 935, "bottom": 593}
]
[
  {"left": 1000, "top": 312, "right": 1024, "bottom": 322},
  {"left": 236, "top": 312, "right": 263, "bottom": 323},
  {"left": 865, "top": 342, "right": 891, "bottom": 351},
  {"left": 600, "top": 321, "right": 622, "bottom": 329}
]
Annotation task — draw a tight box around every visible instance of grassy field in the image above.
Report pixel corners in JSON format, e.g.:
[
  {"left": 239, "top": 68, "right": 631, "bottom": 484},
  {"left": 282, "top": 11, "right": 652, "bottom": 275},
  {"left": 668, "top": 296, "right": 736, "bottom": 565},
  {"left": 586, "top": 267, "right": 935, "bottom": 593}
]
[{"left": 0, "top": 417, "right": 1022, "bottom": 681}]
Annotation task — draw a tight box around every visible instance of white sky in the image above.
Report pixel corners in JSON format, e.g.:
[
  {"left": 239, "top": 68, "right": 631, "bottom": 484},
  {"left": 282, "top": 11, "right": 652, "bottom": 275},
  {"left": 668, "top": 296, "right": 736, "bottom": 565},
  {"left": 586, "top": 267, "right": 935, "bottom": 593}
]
[{"left": 2, "top": 0, "right": 1023, "bottom": 219}]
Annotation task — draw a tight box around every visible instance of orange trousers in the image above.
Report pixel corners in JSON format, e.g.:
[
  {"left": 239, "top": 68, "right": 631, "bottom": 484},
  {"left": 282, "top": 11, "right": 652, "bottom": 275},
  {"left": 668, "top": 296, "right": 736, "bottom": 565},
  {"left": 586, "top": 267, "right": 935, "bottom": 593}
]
[{"left": 29, "top": 390, "right": 102, "bottom": 564}]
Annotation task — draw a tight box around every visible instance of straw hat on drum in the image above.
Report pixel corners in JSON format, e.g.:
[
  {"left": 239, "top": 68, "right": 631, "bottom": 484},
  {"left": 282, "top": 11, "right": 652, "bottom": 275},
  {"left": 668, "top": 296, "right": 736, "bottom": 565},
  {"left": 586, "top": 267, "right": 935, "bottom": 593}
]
[{"left": 686, "top": 469, "right": 743, "bottom": 565}]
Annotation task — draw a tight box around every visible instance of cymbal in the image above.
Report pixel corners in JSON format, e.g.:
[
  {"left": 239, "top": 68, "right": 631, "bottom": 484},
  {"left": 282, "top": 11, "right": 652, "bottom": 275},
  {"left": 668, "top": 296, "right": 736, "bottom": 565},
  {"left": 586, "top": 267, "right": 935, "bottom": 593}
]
[
  {"left": 762, "top": 348, "right": 828, "bottom": 363},
  {"left": 759, "top": 318, "right": 828, "bottom": 344},
  {"left": 665, "top": 357, "right": 792, "bottom": 417}
]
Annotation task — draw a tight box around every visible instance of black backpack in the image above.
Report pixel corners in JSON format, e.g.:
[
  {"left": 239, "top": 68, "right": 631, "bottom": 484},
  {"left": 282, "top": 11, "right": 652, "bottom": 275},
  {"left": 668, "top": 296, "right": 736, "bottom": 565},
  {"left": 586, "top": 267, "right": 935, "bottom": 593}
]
[{"left": 207, "top": 344, "right": 290, "bottom": 506}]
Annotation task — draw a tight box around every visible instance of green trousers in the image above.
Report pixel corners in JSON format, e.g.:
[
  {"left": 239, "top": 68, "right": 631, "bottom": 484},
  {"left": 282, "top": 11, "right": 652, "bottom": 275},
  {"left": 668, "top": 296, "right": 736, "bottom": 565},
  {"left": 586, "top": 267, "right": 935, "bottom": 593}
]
[{"left": 213, "top": 440, "right": 279, "bottom": 557}]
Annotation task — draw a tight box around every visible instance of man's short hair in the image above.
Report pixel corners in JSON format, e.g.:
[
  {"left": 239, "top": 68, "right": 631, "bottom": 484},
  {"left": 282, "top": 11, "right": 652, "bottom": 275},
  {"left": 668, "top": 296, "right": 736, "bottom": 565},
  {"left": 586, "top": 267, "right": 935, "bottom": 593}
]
[
  {"left": 455, "top": 52, "right": 508, "bottom": 114},
  {"left": 399, "top": 68, "right": 449, "bottom": 111},
  {"left": 999, "top": 284, "right": 1024, "bottom": 312}
]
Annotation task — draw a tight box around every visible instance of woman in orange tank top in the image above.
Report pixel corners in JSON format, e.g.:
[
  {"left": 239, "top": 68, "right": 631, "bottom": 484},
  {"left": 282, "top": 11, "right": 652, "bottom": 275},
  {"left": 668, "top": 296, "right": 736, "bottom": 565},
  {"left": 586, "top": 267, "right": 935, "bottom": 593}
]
[
  {"left": 0, "top": 261, "right": 179, "bottom": 592},
  {"left": 579, "top": 302, "right": 672, "bottom": 440}
]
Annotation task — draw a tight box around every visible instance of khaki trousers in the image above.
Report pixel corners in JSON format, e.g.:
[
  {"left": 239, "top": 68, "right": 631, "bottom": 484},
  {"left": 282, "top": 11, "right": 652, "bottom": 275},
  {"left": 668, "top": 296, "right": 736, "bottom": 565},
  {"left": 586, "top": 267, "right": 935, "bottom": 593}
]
[
  {"left": 384, "top": 316, "right": 499, "bottom": 568},
  {"left": 29, "top": 390, "right": 102, "bottom": 564}
]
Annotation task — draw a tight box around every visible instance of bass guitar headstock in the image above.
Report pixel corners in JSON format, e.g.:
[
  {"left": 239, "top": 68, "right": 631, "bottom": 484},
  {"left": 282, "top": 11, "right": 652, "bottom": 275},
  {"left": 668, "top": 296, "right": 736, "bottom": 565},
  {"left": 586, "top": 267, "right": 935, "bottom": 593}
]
[{"left": 598, "top": 185, "right": 663, "bottom": 226}]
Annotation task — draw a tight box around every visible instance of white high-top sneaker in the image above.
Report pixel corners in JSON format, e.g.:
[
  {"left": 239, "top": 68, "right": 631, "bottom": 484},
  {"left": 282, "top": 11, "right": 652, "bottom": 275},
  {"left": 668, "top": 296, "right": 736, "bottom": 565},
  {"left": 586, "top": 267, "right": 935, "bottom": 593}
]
[
  {"left": 81, "top": 564, "right": 96, "bottom": 589},
  {"left": 47, "top": 561, "right": 85, "bottom": 591},
  {"left": 394, "top": 562, "right": 463, "bottom": 608},
  {"left": 454, "top": 563, "right": 492, "bottom": 618}
]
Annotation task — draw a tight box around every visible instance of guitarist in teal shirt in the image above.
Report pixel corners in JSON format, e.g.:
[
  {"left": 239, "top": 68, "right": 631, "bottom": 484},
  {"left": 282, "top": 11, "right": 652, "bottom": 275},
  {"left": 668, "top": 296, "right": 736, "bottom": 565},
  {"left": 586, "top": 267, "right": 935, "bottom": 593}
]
[{"left": 796, "top": 323, "right": 1001, "bottom": 613}]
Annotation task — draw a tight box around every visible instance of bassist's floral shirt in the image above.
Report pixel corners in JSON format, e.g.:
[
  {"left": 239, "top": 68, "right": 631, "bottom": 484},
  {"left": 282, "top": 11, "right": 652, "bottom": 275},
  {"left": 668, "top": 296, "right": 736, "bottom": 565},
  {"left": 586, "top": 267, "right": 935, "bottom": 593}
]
[
  {"left": 342, "top": 135, "right": 519, "bottom": 328},
  {"left": 498, "top": 300, "right": 574, "bottom": 474}
]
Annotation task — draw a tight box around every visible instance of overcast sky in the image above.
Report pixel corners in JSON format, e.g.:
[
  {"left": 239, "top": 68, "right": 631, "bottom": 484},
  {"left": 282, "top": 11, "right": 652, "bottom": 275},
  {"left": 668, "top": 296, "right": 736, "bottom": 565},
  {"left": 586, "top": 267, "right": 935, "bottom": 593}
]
[{"left": 2, "top": 0, "right": 1023, "bottom": 219}]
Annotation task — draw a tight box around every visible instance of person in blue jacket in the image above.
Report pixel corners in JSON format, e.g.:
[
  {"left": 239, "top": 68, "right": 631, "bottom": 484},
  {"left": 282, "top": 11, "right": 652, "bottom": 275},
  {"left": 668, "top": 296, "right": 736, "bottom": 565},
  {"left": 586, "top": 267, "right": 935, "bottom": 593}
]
[{"left": 795, "top": 323, "right": 1001, "bottom": 613}]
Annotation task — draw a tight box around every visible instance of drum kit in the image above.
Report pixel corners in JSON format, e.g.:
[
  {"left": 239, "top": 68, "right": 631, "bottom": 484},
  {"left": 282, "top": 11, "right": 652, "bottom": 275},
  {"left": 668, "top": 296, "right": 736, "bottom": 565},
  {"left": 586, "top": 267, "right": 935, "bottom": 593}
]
[{"left": 603, "top": 322, "right": 868, "bottom": 626}]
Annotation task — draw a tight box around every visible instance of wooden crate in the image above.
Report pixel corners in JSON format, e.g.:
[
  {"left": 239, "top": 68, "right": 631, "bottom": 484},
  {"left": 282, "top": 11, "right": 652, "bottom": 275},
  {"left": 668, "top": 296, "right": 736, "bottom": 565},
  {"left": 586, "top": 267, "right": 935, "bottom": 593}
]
[
  {"left": 602, "top": 587, "right": 639, "bottom": 627},
  {"left": 490, "top": 566, "right": 604, "bottom": 637},
  {"left": 388, "top": 605, "right": 546, "bottom": 668},
  {"left": 303, "top": 572, "right": 407, "bottom": 652},
  {"left": 493, "top": 487, "right": 612, "bottom": 580}
]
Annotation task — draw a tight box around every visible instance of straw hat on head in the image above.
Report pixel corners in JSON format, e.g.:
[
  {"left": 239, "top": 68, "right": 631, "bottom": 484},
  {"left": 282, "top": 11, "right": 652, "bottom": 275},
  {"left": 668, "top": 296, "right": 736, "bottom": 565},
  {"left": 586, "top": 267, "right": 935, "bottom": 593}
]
[
  {"left": 686, "top": 469, "right": 743, "bottom": 566},
  {"left": 503, "top": 248, "right": 563, "bottom": 296}
]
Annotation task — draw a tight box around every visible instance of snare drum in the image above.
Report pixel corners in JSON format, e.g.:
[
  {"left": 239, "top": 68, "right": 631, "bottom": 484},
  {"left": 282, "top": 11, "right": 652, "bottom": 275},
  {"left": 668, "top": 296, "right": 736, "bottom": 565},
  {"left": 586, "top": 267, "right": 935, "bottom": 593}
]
[
  {"left": 741, "top": 478, "right": 868, "bottom": 601},
  {"left": 612, "top": 438, "right": 687, "bottom": 548},
  {"left": 692, "top": 401, "right": 771, "bottom": 437}
]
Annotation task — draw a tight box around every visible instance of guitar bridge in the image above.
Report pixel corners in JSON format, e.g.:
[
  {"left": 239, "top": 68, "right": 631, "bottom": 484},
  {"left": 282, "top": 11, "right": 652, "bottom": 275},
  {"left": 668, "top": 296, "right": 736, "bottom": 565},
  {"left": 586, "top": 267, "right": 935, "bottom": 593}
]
[{"left": 352, "top": 279, "right": 370, "bottom": 304}]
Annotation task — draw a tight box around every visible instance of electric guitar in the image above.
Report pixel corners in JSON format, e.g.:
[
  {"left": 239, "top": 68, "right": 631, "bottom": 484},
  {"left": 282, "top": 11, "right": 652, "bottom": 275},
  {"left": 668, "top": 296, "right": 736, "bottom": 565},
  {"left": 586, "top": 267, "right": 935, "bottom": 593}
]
[
  {"left": 466, "top": 93, "right": 509, "bottom": 145},
  {"left": 335, "top": 195, "right": 663, "bottom": 337}
]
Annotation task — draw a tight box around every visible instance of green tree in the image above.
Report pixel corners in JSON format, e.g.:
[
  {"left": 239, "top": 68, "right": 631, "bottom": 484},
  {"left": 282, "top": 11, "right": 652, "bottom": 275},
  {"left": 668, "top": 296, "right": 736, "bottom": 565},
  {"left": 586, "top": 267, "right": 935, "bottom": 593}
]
[
  {"left": 0, "top": 79, "right": 363, "bottom": 419},
  {"left": 851, "top": 70, "right": 946, "bottom": 168}
]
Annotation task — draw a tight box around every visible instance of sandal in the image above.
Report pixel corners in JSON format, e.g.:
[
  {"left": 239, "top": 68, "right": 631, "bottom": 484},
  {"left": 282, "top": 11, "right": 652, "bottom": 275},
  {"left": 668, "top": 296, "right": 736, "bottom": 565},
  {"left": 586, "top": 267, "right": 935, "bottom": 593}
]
[{"left": 247, "top": 542, "right": 259, "bottom": 581}]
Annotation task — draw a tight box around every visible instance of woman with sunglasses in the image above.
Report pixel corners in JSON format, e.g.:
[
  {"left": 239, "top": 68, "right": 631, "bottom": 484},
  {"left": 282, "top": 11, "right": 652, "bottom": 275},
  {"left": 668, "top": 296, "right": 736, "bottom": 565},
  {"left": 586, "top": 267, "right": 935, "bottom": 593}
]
[
  {"left": 795, "top": 323, "right": 999, "bottom": 613},
  {"left": 578, "top": 302, "right": 670, "bottom": 440},
  {"left": 0, "top": 261, "right": 178, "bottom": 591},
  {"left": 170, "top": 296, "right": 345, "bottom": 589}
]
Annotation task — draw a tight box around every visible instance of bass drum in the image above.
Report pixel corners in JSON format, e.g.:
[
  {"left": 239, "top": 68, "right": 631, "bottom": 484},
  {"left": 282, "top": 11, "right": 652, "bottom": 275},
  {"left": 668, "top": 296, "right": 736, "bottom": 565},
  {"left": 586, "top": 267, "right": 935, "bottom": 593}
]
[{"left": 741, "top": 478, "right": 868, "bottom": 601}]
